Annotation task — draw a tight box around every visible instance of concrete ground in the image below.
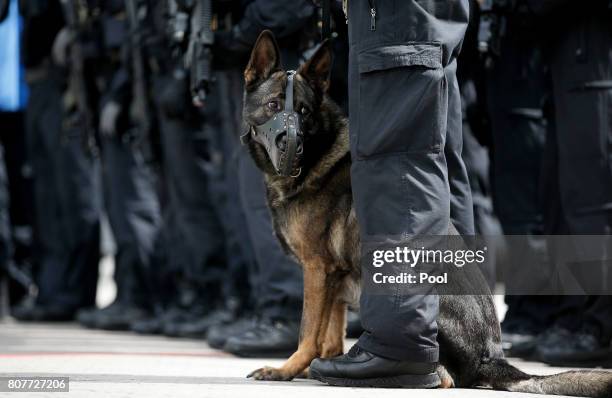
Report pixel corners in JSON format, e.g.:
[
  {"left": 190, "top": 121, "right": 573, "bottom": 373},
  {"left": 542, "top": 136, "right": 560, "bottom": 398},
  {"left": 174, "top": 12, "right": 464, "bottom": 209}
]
[{"left": 0, "top": 320, "right": 605, "bottom": 398}]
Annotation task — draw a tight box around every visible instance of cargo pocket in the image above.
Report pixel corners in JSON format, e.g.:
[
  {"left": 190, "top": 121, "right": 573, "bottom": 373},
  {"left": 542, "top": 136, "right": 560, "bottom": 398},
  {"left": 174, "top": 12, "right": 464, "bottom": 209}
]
[{"left": 356, "top": 43, "right": 446, "bottom": 159}]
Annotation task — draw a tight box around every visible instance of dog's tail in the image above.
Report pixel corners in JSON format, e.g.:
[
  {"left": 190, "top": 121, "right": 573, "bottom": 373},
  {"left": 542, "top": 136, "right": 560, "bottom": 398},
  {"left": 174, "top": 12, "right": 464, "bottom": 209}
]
[{"left": 477, "top": 358, "right": 612, "bottom": 397}]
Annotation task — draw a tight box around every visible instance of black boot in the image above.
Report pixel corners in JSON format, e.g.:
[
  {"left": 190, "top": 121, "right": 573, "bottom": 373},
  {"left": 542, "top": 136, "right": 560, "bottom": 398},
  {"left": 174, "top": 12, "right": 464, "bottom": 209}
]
[
  {"left": 222, "top": 317, "right": 299, "bottom": 358},
  {"left": 130, "top": 307, "right": 190, "bottom": 335},
  {"left": 538, "top": 327, "right": 612, "bottom": 367},
  {"left": 12, "top": 302, "right": 76, "bottom": 322},
  {"left": 77, "top": 301, "right": 151, "bottom": 330},
  {"left": 310, "top": 345, "right": 440, "bottom": 388},
  {"left": 77, "top": 302, "right": 123, "bottom": 328},
  {"left": 206, "top": 316, "right": 254, "bottom": 349},
  {"left": 165, "top": 308, "right": 236, "bottom": 339},
  {"left": 501, "top": 322, "right": 542, "bottom": 359},
  {"left": 532, "top": 325, "right": 574, "bottom": 361}
]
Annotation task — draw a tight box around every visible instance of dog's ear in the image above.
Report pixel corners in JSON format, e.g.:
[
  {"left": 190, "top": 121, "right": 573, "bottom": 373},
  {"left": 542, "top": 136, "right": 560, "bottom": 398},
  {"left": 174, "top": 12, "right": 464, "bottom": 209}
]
[
  {"left": 244, "top": 30, "right": 281, "bottom": 89},
  {"left": 298, "top": 39, "right": 333, "bottom": 93}
]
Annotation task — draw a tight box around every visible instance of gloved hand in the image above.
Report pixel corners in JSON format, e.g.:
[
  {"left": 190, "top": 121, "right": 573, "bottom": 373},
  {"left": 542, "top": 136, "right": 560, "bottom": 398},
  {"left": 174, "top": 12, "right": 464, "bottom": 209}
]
[
  {"left": 51, "top": 27, "right": 74, "bottom": 67},
  {"left": 99, "top": 101, "right": 121, "bottom": 137}
]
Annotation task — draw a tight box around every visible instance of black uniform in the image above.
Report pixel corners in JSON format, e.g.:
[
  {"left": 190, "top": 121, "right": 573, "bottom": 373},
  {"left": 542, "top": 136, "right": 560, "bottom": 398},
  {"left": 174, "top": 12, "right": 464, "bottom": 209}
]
[
  {"left": 347, "top": 0, "right": 473, "bottom": 362},
  {"left": 481, "top": 1, "right": 559, "bottom": 342},
  {"left": 15, "top": 0, "right": 101, "bottom": 319},
  {"left": 143, "top": 0, "right": 230, "bottom": 335},
  {"left": 74, "top": 0, "right": 163, "bottom": 329},
  {"left": 534, "top": 0, "right": 612, "bottom": 363}
]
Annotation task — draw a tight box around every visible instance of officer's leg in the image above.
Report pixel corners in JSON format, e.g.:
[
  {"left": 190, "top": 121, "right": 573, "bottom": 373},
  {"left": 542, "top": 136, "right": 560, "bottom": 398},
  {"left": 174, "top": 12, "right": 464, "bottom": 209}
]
[
  {"left": 311, "top": 2, "right": 470, "bottom": 386},
  {"left": 347, "top": 0, "right": 472, "bottom": 366},
  {"left": 445, "top": 60, "right": 475, "bottom": 236},
  {"left": 25, "top": 76, "right": 64, "bottom": 311},
  {"left": 0, "top": 111, "right": 34, "bottom": 269},
  {"left": 27, "top": 85, "right": 99, "bottom": 315},
  {"left": 0, "top": 130, "right": 12, "bottom": 283},
  {"left": 155, "top": 90, "right": 227, "bottom": 337},
  {"left": 55, "top": 126, "right": 100, "bottom": 310},
  {"left": 201, "top": 70, "right": 255, "bottom": 349},
  {"left": 17, "top": 72, "right": 98, "bottom": 319},
  {"left": 91, "top": 134, "right": 160, "bottom": 330},
  {"left": 459, "top": 81, "right": 501, "bottom": 287},
  {"left": 537, "top": 13, "right": 612, "bottom": 365},
  {"left": 483, "top": 33, "right": 561, "bottom": 356}
]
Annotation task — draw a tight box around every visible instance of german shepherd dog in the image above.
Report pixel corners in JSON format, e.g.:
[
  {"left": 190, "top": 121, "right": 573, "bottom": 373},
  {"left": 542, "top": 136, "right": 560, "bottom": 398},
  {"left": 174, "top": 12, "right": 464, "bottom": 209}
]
[{"left": 241, "top": 30, "right": 612, "bottom": 397}]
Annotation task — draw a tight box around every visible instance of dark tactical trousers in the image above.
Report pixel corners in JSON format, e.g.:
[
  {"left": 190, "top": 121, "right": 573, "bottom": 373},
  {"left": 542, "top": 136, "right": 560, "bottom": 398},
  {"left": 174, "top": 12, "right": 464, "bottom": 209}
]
[
  {"left": 543, "top": 13, "right": 612, "bottom": 340},
  {"left": 156, "top": 91, "right": 226, "bottom": 301},
  {"left": 100, "top": 132, "right": 161, "bottom": 309},
  {"left": 348, "top": 0, "right": 473, "bottom": 362},
  {"left": 460, "top": 88, "right": 501, "bottom": 288},
  {"left": 0, "top": 129, "right": 11, "bottom": 271},
  {"left": 201, "top": 70, "right": 253, "bottom": 306},
  {"left": 485, "top": 35, "right": 558, "bottom": 329},
  {"left": 25, "top": 70, "right": 100, "bottom": 310}
]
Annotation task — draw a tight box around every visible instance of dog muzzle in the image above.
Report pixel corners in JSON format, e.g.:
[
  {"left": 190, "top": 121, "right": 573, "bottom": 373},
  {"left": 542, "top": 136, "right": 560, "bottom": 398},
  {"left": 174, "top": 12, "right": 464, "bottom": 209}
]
[{"left": 246, "top": 70, "right": 304, "bottom": 177}]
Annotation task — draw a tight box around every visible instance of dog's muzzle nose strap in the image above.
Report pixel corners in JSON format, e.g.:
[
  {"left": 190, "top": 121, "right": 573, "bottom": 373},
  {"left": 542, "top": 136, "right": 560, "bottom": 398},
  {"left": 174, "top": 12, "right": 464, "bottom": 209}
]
[{"left": 285, "top": 71, "right": 295, "bottom": 112}]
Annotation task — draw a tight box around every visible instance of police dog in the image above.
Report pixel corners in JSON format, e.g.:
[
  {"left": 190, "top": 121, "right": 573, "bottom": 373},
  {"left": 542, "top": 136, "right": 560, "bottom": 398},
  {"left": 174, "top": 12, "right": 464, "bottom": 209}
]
[{"left": 241, "top": 30, "right": 612, "bottom": 397}]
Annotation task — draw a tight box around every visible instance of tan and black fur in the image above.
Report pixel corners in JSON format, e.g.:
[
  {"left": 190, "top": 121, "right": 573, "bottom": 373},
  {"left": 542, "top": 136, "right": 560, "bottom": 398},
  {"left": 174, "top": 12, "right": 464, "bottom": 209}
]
[{"left": 241, "top": 30, "right": 612, "bottom": 397}]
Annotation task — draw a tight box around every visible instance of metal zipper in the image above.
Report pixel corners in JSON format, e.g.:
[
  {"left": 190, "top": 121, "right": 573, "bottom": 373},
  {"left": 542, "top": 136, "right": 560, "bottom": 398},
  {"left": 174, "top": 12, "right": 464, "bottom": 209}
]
[{"left": 368, "top": 0, "right": 376, "bottom": 30}]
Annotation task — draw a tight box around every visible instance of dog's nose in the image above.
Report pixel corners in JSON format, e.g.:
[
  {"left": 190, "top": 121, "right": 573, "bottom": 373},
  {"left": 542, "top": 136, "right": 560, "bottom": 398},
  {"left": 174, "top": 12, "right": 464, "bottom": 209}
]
[{"left": 276, "top": 133, "right": 303, "bottom": 153}]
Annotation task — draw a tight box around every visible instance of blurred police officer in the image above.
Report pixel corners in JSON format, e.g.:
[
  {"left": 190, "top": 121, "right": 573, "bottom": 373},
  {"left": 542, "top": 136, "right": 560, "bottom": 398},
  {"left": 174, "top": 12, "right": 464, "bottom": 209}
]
[
  {"left": 127, "top": 0, "right": 232, "bottom": 338},
  {"left": 528, "top": 0, "right": 612, "bottom": 365},
  {"left": 72, "top": 0, "right": 162, "bottom": 330},
  {"left": 0, "top": 0, "right": 36, "bottom": 309},
  {"left": 0, "top": 0, "right": 19, "bottom": 313},
  {"left": 310, "top": 0, "right": 473, "bottom": 387},
  {"left": 477, "top": 0, "right": 558, "bottom": 356},
  {"left": 13, "top": 0, "right": 101, "bottom": 321}
]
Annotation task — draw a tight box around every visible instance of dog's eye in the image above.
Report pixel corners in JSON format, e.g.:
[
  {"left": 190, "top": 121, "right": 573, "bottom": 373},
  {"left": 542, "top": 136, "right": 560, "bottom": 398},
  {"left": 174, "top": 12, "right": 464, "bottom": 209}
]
[
  {"left": 300, "top": 106, "right": 310, "bottom": 116},
  {"left": 267, "top": 100, "right": 281, "bottom": 112}
]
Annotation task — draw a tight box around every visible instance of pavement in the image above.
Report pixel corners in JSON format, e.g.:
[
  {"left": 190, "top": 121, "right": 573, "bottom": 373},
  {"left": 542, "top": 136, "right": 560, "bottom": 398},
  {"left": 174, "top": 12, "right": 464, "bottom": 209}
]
[{"left": 0, "top": 320, "right": 606, "bottom": 398}]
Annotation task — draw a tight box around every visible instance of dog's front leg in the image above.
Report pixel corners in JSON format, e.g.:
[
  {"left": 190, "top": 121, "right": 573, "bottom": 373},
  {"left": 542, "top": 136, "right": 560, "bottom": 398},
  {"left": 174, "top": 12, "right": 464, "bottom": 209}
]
[
  {"left": 248, "top": 262, "right": 332, "bottom": 381},
  {"left": 296, "top": 299, "right": 345, "bottom": 380},
  {"left": 320, "top": 300, "right": 346, "bottom": 358}
]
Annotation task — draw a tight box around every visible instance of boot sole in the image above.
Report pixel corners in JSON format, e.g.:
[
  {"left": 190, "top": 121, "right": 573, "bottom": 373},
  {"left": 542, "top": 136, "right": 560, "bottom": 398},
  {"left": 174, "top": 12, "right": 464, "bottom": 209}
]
[{"left": 310, "top": 369, "right": 441, "bottom": 388}]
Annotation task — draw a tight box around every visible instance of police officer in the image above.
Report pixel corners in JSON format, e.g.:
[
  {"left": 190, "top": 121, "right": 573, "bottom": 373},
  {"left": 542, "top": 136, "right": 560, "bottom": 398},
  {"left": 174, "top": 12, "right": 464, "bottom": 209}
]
[
  {"left": 13, "top": 0, "right": 101, "bottom": 321},
  {"left": 128, "top": 0, "right": 231, "bottom": 338},
  {"left": 477, "top": 0, "right": 559, "bottom": 356},
  {"left": 528, "top": 0, "right": 612, "bottom": 365},
  {"left": 310, "top": 0, "right": 473, "bottom": 387},
  {"left": 75, "top": 0, "right": 162, "bottom": 330},
  {"left": 0, "top": 0, "right": 34, "bottom": 310}
]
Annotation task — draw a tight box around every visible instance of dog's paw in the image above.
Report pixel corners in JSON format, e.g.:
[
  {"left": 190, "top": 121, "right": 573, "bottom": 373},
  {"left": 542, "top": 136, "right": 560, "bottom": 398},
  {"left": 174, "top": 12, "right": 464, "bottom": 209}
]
[{"left": 247, "top": 366, "right": 294, "bottom": 381}]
